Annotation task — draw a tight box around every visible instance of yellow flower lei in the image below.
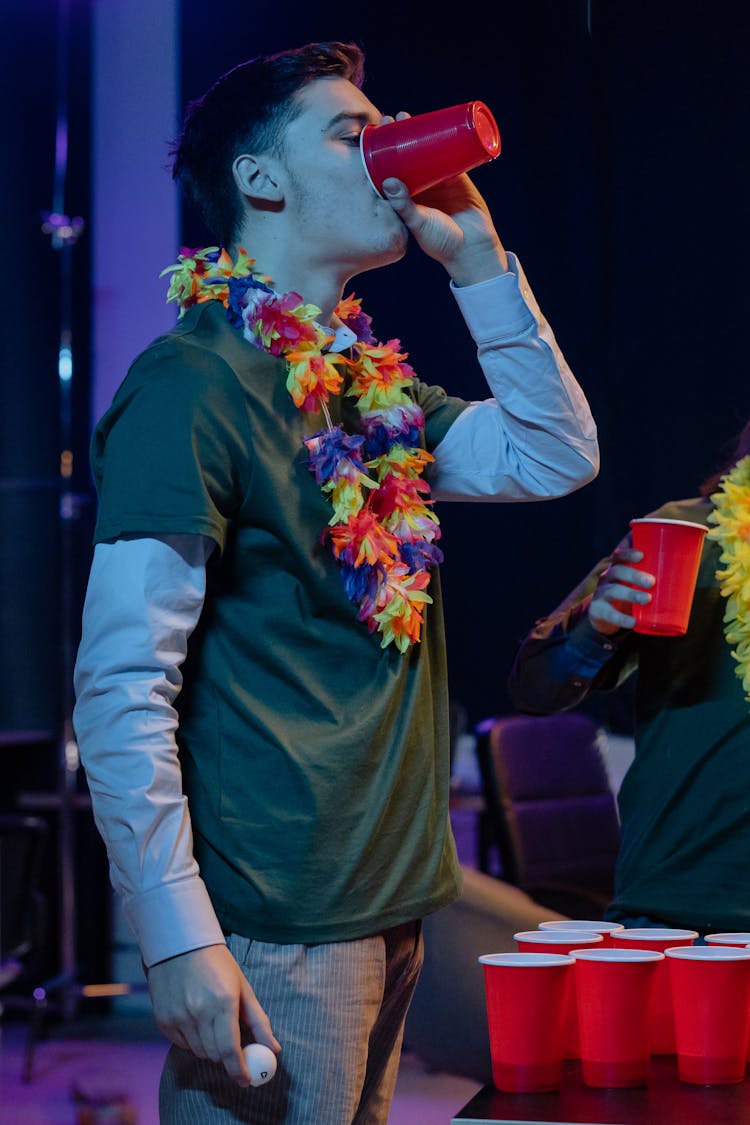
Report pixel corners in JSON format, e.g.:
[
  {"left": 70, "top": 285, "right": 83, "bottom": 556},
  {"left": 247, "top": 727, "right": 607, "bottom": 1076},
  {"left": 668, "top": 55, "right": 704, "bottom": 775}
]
[{"left": 707, "top": 454, "right": 750, "bottom": 700}]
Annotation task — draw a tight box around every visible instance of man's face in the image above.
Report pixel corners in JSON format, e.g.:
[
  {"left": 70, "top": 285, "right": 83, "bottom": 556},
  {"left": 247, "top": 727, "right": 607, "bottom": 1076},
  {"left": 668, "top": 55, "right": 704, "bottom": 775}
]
[{"left": 276, "top": 77, "right": 409, "bottom": 275}]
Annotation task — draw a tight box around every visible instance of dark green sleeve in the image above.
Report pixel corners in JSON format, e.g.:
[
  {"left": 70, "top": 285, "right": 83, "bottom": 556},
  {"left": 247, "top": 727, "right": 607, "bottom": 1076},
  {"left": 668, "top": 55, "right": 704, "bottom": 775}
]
[
  {"left": 507, "top": 550, "right": 639, "bottom": 714},
  {"left": 412, "top": 378, "right": 470, "bottom": 452},
  {"left": 91, "top": 339, "right": 253, "bottom": 552}
]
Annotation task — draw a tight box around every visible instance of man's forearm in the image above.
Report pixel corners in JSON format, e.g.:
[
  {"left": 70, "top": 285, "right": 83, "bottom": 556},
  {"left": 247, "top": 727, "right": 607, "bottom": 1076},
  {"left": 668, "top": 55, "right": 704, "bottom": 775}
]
[
  {"left": 73, "top": 534, "right": 225, "bottom": 966},
  {"left": 429, "top": 253, "right": 599, "bottom": 501}
]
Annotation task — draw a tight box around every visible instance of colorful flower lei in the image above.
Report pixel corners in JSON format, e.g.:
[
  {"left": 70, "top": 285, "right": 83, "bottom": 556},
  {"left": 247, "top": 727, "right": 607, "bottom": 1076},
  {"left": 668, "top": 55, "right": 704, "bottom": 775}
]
[
  {"left": 707, "top": 454, "right": 750, "bottom": 700},
  {"left": 160, "top": 246, "right": 442, "bottom": 653}
]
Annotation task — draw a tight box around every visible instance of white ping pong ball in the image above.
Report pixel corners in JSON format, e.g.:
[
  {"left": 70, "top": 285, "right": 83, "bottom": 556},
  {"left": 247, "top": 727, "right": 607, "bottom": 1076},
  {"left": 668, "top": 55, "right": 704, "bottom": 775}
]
[{"left": 243, "top": 1042, "right": 278, "bottom": 1086}]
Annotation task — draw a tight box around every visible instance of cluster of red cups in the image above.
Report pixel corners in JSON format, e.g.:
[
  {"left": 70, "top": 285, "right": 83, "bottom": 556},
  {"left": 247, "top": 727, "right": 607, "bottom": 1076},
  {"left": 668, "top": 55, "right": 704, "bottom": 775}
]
[{"left": 480, "top": 922, "right": 750, "bottom": 1093}]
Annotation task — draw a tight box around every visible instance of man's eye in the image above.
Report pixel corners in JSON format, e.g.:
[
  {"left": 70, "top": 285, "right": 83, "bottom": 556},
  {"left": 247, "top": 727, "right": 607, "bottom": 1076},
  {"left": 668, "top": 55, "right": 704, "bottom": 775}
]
[{"left": 342, "top": 135, "right": 362, "bottom": 146}]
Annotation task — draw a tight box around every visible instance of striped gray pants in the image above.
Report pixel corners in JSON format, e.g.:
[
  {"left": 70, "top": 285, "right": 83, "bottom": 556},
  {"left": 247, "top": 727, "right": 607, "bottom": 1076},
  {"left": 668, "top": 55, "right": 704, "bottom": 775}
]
[{"left": 159, "top": 920, "right": 423, "bottom": 1124}]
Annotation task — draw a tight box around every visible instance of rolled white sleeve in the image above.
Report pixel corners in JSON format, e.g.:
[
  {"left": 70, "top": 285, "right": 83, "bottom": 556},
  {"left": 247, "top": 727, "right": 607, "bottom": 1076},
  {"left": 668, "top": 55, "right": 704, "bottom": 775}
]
[
  {"left": 72, "top": 534, "right": 225, "bottom": 967},
  {"left": 427, "top": 252, "right": 599, "bottom": 501}
]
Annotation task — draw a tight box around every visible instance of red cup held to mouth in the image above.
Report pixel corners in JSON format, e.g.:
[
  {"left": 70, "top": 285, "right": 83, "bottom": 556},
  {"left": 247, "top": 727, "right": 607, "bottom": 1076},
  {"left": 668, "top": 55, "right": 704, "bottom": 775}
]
[{"left": 360, "top": 100, "right": 501, "bottom": 198}]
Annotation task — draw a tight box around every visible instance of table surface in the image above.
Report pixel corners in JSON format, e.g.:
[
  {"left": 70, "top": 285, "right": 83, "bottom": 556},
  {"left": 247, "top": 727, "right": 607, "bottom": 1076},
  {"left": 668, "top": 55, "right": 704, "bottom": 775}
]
[{"left": 451, "top": 1056, "right": 750, "bottom": 1124}]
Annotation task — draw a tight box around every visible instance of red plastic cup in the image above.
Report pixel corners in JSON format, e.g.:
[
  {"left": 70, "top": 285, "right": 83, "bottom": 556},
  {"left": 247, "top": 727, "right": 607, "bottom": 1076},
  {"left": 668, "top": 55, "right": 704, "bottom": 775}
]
[
  {"left": 705, "top": 934, "right": 750, "bottom": 1060},
  {"left": 628, "top": 518, "right": 708, "bottom": 636},
  {"left": 515, "top": 930, "right": 603, "bottom": 1057},
  {"left": 360, "top": 101, "right": 501, "bottom": 198},
  {"left": 611, "top": 928, "right": 698, "bottom": 1053},
  {"left": 538, "top": 920, "right": 625, "bottom": 947},
  {"left": 479, "top": 952, "right": 574, "bottom": 1093},
  {"left": 666, "top": 945, "right": 750, "bottom": 1084},
  {"left": 571, "top": 947, "right": 663, "bottom": 1088}
]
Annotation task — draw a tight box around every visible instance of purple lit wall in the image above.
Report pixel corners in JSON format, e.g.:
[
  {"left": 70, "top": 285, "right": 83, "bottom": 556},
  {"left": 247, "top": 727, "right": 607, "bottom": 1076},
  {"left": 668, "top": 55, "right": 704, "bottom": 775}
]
[
  {"left": 91, "top": 0, "right": 179, "bottom": 425},
  {"left": 90, "top": 0, "right": 181, "bottom": 1003}
]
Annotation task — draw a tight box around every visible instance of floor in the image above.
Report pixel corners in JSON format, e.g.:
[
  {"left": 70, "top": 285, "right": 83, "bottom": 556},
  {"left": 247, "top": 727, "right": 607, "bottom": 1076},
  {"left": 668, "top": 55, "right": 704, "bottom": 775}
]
[{"left": 0, "top": 1011, "right": 482, "bottom": 1124}]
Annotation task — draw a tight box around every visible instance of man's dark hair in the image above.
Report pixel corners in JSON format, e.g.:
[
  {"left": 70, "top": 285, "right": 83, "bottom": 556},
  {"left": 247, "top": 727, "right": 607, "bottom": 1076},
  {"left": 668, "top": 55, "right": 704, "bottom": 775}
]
[{"left": 171, "top": 41, "right": 365, "bottom": 248}]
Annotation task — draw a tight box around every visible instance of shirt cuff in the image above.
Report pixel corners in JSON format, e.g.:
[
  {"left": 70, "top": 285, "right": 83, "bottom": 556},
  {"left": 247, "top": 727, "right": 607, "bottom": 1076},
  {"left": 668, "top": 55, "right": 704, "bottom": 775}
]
[
  {"left": 123, "top": 875, "right": 227, "bottom": 968},
  {"left": 569, "top": 617, "right": 623, "bottom": 664},
  {"left": 449, "top": 252, "right": 535, "bottom": 344}
]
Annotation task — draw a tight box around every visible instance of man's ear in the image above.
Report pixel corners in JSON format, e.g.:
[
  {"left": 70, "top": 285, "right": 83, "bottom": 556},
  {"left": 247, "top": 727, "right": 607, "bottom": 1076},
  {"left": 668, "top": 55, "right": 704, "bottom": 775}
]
[{"left": 232, "top": 153, "right": 284, "bottom": 204}]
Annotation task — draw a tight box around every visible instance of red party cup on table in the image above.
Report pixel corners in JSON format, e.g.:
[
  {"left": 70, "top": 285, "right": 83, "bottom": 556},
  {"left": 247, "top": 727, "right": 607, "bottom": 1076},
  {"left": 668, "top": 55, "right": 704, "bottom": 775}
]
[
  {"left": 665, "top": 945, "right": 750, "bottom": 1084},
  {"left": 515, "top": 928, "right": 605, "bottom": 958},
  {"left": 515, "top": 929, "right": 603, "bottom": 1057},
  {"left": 539, "top": 920, "right": 625, "bottom": 947},
  {"left": 611, "top": 927, "right": 698, "bottom": 1053},
  {"left": 478, "top": 952, "right": 573, "bottom": 1093},
  {"left": 704, "top": 934, "right": 750, "bottom": 1060},
  {"left": 705, "top": 932, "right": 750, "bottom": 947},
  {"left": 628, "top": 518, "right": 707, "bottom": 636},
  {"left": 360, "top": 101, "right": 501, "bottom": 198},
  {"left": 570, "top": 947, "right": 663, "bottom": 1088}
]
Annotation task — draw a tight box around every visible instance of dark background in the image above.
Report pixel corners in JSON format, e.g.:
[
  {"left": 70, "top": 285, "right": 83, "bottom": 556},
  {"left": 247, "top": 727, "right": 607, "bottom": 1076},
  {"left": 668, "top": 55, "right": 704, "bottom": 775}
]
[
  {"left": 178, "top": 0, "right": 750, "bottom": 728},
  {"left": 3, "top": 0, "right": 749, "bottom": 981}
]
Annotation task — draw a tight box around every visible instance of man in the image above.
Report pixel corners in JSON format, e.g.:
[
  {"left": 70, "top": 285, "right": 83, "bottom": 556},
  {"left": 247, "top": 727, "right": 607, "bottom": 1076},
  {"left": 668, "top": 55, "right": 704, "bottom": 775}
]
[
  {"left": 73, "top": 40, "right": 598, "bottom": 1124},
  {"left": 508, "top": 420, "right": 750, "bottom": 942}
]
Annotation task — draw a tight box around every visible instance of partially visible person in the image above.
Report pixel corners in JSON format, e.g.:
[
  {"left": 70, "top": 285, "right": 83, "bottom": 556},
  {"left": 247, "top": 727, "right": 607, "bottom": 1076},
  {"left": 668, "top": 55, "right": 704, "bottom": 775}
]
[
  {"left": 72, "top": 39, "right": 598, "bottom": 1125},
  {"left": 508, "top": 419, "right": 750, "bottom": 936}
]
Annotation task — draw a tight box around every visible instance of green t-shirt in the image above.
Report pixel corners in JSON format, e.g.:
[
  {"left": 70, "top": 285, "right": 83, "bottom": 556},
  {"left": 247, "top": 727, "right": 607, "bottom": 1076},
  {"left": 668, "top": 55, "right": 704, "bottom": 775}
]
[{"left": 91, "top": 301, "right": 468, "bottom": 943}]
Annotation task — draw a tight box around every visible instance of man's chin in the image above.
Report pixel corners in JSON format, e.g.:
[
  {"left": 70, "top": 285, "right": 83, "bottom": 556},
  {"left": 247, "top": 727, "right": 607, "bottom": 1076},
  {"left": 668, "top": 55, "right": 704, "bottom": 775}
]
[
  {"left": 381, "top": 226, "right": 410, "bottom": 264},
  {"left": 345, "top": 228, "right": 409, "bottom": 278}
]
